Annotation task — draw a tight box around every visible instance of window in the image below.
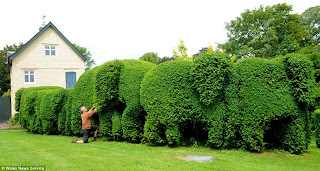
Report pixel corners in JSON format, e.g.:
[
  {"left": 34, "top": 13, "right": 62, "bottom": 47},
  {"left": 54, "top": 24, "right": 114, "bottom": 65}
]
[
  {"left": 45, "top": 46, "right": 56, "bottom": 56},
  {"left": 24, "top": 71, "right": 35, "bottom": 83}
]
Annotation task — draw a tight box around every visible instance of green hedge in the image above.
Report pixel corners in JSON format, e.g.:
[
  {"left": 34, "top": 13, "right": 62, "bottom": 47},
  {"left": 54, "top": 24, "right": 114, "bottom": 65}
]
[
  {"left": 40, "top": 88, "right": 65, "bottom": 134},
  {"left": 119, "top": 60, "right": 156, "bottom": 142},
  {"left": 58, "top": 88, "right": 74, "bottom": 135},
  {"left": 223, "top": 57, "right": 303, "bottom": 152},
  {"left": 17, "top": 87, "right": 73, "bottom": 135},
  {"left": 19, "top": 88, "right": 36, "bottom": 130},
  {"left": 72, "top": 60, "right": 123, "bottom": 137},
  {"left": 17, "top": 86, "right": 62, "bottom": 133},
  {"left": 141, "top": 53, "right": 315, "bottom": 154},
  {"left": 15, "top": 56, "right": 315, "bottom": 154},
  {"left": 72, "top": 59, "right": 155, "bottom": 141},
  {"left": 94, "top": 60, "right": 123, "bottom": 139},
  {"left": 32, "top": 90, "right": 48, "bottom": 133},
  {"left": 141, "top": 60, "right": 211, "bottom": 146},
  {"left": 14, "top": 88, "right": 25, "bottom": 112},
  {"left": 192, "top": 52, "right": 232, "bottom": 106},
  {"left": 284, "top": 54, "right": 315, "bottom": 151},
  {"left": 72, "top": 66, "right": 100, "bottom": 135},
  {"left": 314, "top": 109, "right": 320, "bottom": 148}
]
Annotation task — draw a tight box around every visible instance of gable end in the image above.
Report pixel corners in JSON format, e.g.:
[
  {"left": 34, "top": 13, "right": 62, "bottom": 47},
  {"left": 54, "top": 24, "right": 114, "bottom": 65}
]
[{"left": 8, "top": 22, "right": 87, "bottom": 62}]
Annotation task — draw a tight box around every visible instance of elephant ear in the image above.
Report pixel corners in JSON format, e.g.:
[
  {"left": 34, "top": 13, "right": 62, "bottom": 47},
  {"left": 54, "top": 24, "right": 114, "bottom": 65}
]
[
  {"left": 192, "top": 52, "right": 232, "bottom": 106},
  {"left": 95, "top": 60, "right": 124, "bottom": 111}
]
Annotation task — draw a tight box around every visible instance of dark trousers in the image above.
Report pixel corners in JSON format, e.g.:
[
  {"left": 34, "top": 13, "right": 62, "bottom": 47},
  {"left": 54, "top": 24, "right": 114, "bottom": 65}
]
[{"left": 82, "top": 125, "right": 98, "bottom": 143}]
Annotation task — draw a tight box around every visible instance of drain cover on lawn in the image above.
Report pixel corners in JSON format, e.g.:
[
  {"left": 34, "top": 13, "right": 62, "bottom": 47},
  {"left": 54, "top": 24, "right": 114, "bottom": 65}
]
[{"left": 183, "top": 155, "right": 215, "bottom": 162}]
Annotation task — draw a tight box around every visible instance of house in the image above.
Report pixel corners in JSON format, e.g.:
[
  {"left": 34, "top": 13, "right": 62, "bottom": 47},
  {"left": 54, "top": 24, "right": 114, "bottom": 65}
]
[{"left": 7, "top": 22, "right": 86, "bottom": 117}]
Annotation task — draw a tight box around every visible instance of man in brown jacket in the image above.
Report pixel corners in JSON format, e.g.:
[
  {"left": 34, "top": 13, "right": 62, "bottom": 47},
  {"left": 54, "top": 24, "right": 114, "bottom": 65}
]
[{"left": 72, "top": 104, "right": 99, "bottom": 143}]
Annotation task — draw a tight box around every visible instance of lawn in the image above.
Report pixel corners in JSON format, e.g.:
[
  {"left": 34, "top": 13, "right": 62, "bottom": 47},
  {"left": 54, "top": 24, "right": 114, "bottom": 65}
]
[{"left": 0, "top": 130, "right": 319, "bottom": 170}]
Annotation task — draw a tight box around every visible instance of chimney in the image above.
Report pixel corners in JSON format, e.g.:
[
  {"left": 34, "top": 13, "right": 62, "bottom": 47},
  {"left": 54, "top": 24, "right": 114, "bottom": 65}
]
[
  {"left": 7, "top": 51, "right": 15, "bottom": 73},
  {"left": 39, "top": 22, "right": 46, "bottom": 31},
  {"left": 6, "top": 51, "right": 15, "bottom": 64}
]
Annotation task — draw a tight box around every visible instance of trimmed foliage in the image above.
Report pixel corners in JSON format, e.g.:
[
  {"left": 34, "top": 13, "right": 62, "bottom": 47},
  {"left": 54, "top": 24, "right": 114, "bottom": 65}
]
[
  {"left": 17, "top": 86, "right": 62, "bottom": 133},
  {"left": 141, "top": 60, "right": 211, "bottom": 146},
  {"left": 58, "top": 88, "right": 74, "bottom": 135},
  {"left": 16, "top": 56, "right": 315, "bottom": 154},
  {"left": 315, "top": 109, "right": 320, "bottom": 148},
  {"left": 192, "top": 52, "right": 232, "bottom": 106},
  {"left": 284, "top": 54, "right": 315, "bottom": 151},
  {"left": 285, "top": 54, "right": 315, "bottom": 105},
  {"left": 40, "top": 88, "right": 65, "bottom": 134},
  {"left": 111, "top": 110, "right": 122, "bottom": 140},
  {"left": 94, "top": 60, "right": 123, "bottom": 139},
  {"left": 32, "top": 90, "right": 48, "bottom": 133},
  {"left": 141, "top": 53, "right": 315, "bottom": 154},
  {"left": 72, "top": 59, "right": 155, "bottom": 141},
  {"left": 14, "top": 88, "right": 25, "bottom": 112},
  {"left": 72, "top": 66, "right": 100, "bottom": 135},
  {"left": 119, "top": 60, "right": 156, "bottom": 142},
  {"left": 219, "top": 57, "right": 304, "bottom": 153}
]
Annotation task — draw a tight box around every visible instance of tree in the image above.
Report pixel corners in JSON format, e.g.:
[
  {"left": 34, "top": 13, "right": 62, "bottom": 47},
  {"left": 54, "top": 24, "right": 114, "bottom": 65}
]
[
  {"left": 192, "top": 45, "right": 214, "bottom": 60},
  {"left": 139, "top": 52, "right": 160, "bottom": 64},
  {"left": 172, "top": 40, "right": 192, "bottom": 61},
  {"left": 219, "top": 3, "right": 310, "bottom": 60},
  {"left": 2, "top": 89, "right": 10, "bottom": 98},
  {"left": 302, "top": 6, "right": 320, "bottom": 45},
  {"left": 73, "top": 43, "right": 95, "bottom": 71},
  {"left": 159, "top": 56, "right": 174, "bottom": 64},
  {"left": 0, "top": 43, "right": 24, "bottom": 96}
]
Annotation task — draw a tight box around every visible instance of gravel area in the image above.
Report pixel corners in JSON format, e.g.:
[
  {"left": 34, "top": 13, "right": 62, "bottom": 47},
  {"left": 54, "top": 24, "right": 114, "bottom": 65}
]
[{"left": 0, "top": 122, "right": 22, "bottom": 129}]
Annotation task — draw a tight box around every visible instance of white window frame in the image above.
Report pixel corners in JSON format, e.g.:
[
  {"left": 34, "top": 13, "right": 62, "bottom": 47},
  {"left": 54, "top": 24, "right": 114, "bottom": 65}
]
[
  {"left": 24, "top": 70, "right": 35, "bottom": 84},
  {"left": 45, "top": 46, "right": 56, "bottom": 56}
]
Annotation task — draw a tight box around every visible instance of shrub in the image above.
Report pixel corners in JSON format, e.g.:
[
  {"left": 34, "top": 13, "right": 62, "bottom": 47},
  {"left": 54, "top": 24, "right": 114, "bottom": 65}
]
[
  {"left": 111, "top": 110, "right": 122, "bottom": 140},
  {"left": 17, "top": 86, "right": 62, "bottom": 131},
  {"left": 141, "top": 60, "right": 210, "bottom": 146},
  {"left": 213, "top": 55, "right": 315, "bottom": 154},
  {"left": 2, "top": 89, "right": 11, "bottom": 98},
  {"left": 314, "top": 109, "right": 320, "bottom": 148},
  {"left": 9, "top": 112, "right": 20, "bottom": 126},
  {"left": 15, "top": 88, "right": 25, "bottom": 112},
  {"left": 59, "top": 88, "right": 74, "bottom": 135},
  {"left": 72, "top": 60, "right": 123, "bottom": 137},
  {"left": 72, "top": 59, "right": 155, "bottom": 141},
  {"left": 32, "top": 90, "right": 48, "bottom": 134},
  {"left": 72, "top": 66, "right": 100, "bottom": 135},
  {"left": 15, "top": 55, "right": 315, "bottom": 154},
  {"left": 40, "top": 88, "right": 65, "bottom": 134},
  {"left": 141, "top": 53, "right": 315, "bottom": 154},
  {"left": 94, "top": 60, "right": 123, "bottom": 139},
  {"left": 191, "top": 52, "right": 233, "bottom": 148},
  {"left": 226, "top": 57, "right": 299, "bottom": 152},
  {"left": 19, "top": 89, "right": 35, "bottom": 129},
  {"left": 296, "top": 46, "right": 320, "bottom": 111},
  {"left": 119, "top": 60, "right": 156, "bottom": 142},
  {"left": 192, "top": 52, "right": 232, "bottom": 106},
  {"left": 285, "top": 54, "right": 315, "bottom": 105},
  {"left": 284, "top": 53, "right": 316, "bottom": 149}
]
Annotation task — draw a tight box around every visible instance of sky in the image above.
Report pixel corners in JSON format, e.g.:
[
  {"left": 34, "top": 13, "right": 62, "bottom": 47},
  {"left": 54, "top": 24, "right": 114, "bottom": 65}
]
[{"left": 0, "top": 0, "right": 319, "bottom": 66}]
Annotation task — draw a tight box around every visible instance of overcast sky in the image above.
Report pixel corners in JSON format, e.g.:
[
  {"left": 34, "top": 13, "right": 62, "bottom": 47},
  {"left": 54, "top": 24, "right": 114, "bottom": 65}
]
[{"left": 0, "top": 0, "right": 319, "bottom": 66}]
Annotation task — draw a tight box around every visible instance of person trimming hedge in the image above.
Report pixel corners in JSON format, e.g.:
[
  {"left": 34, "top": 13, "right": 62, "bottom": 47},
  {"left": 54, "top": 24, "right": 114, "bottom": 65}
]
[{"left": 72, "top": 104, "right": 99, "bottom": 143}]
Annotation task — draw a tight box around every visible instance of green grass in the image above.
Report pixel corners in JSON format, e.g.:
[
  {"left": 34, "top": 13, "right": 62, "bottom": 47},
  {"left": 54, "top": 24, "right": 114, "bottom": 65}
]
[{"left": 1, "top": 130, "right": 320, "bottom": 170}]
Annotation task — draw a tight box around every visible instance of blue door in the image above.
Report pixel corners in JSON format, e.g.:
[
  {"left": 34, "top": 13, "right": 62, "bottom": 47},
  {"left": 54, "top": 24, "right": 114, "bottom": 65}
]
[{"left": 66, "top": 72, "right": 76, "bottom": 88}]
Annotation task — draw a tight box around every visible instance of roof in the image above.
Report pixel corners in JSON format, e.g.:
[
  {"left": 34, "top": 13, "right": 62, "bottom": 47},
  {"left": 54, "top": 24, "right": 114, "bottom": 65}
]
[{"left": 8, "top": 22, "right": 87, "bottom": 61}]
